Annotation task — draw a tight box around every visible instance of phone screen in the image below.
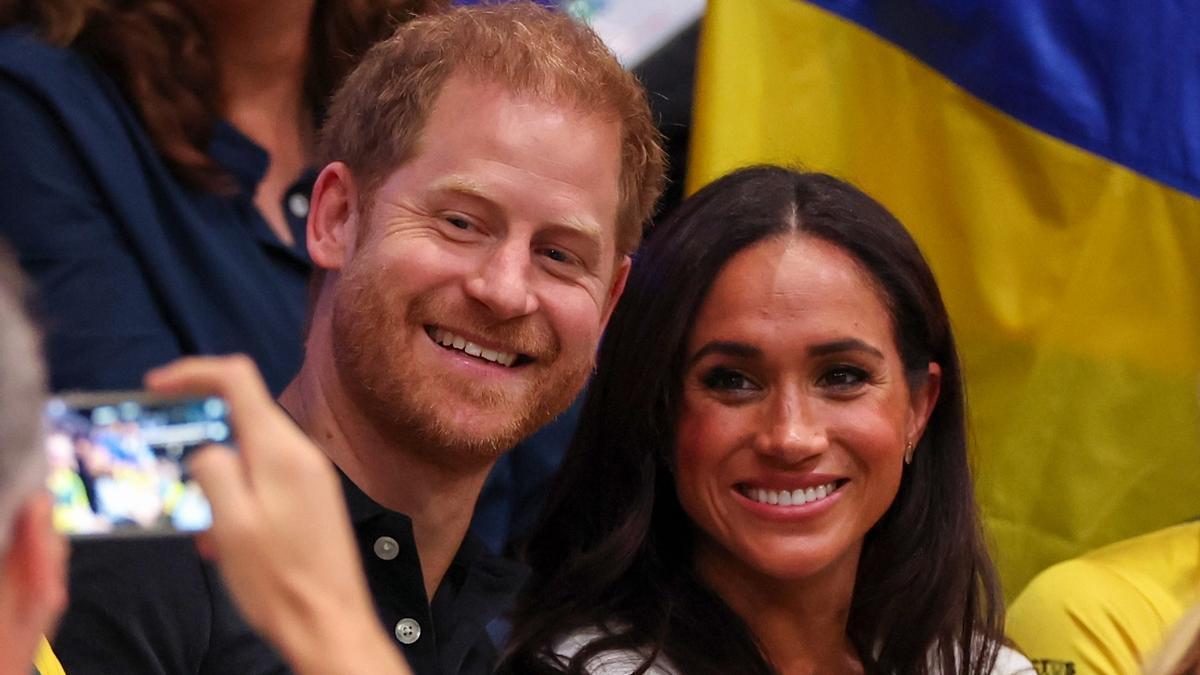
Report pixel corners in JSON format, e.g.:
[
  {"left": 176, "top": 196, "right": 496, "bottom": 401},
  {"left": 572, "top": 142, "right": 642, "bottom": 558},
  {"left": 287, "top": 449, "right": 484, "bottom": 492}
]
[{"left": 43, "top": 392, "right": 231, "bottom": 536}]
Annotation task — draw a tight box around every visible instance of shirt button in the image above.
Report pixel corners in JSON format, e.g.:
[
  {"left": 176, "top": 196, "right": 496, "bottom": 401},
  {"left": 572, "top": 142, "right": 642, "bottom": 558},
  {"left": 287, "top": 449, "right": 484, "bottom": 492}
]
[
  {"left": 373, "top": 536, "right": 399, "bottom": 561},
  {"left": 286, "top": 192, "right": 310, "bottom": 219},
  {"left": 394, "top": 618, "right": 421, "bottom": 645}
]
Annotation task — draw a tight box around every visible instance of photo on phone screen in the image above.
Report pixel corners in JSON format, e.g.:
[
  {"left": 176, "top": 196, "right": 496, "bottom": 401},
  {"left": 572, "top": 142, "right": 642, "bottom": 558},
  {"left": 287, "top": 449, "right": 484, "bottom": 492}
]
[{"left": 43, "top": 392, "right": 231, "bottom": 536}]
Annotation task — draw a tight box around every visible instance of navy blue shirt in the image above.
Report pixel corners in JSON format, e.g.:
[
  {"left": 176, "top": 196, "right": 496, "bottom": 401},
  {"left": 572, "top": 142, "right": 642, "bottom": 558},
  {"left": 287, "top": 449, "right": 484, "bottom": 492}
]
[{"left": 0, "top": 27, "right": 312, "bottom": 395}]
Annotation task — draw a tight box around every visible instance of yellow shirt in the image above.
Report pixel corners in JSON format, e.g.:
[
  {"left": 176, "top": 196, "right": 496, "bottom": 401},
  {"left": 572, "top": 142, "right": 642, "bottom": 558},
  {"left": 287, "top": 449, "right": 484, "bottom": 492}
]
[
  {"left": 33, "top": 636, "right": 66, "bottom": 675},
  {"left": 1007, "top": 522, "right": 1200, "bottom": 675}
]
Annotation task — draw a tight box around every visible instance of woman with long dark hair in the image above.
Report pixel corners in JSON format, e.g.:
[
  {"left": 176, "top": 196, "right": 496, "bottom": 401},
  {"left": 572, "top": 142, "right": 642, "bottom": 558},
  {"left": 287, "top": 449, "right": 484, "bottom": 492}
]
[{"left": 503, "top": 167, "right": 1032, "bottom": 674}]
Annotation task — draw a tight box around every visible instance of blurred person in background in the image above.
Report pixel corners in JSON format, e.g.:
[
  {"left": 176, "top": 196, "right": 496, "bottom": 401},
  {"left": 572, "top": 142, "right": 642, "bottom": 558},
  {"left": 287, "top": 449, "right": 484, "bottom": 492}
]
[
  {"left": 0, "top": 246, "right": 66, "bottom": 675},
  {"left": 0, "top": 0, "right": 440, "bottom": 670},
  {"left": 0, "top": 0, "right": 443, "bottom": 395},
  {"left": 1008, "top": 513, "right": 1200, "bottom": 675}
]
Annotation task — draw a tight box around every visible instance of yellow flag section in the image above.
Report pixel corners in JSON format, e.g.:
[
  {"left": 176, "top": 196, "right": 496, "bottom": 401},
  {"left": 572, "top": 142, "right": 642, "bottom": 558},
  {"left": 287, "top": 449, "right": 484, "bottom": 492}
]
[{"left": 689, "top": 0, "right": 1200, "bottom": 599}]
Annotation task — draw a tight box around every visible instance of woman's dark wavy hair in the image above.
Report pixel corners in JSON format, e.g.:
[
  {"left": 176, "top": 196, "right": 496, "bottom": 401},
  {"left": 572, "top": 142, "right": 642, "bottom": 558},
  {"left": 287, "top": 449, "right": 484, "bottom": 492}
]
[
  {"left": 0, "top": 0, "right": 446, "bottom": 191},
  {"left": 503, "top": 166, "right": 1005, "bottom": 675}
]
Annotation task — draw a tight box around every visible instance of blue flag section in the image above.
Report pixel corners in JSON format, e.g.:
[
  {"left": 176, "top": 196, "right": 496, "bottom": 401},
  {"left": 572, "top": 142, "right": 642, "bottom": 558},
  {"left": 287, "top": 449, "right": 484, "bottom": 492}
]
[{"left": 808, "top": 0, "right": 1200, "bottom": 198}]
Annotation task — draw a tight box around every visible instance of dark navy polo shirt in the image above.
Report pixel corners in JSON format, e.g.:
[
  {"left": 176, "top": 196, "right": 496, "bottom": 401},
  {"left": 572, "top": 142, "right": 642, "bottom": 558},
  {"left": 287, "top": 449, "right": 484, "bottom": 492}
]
[
  {"left": 342, "top": 473, "right": 529, "bottom": 674},
  {"left": 0, "top": 27, "right": 312, "bottom": 395}
]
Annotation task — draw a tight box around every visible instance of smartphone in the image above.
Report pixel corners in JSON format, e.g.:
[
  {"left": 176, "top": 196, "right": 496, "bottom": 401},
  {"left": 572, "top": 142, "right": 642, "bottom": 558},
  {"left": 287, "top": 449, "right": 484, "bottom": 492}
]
[{"left": 43, "top": 392, "right": 231, "bottom": 537}]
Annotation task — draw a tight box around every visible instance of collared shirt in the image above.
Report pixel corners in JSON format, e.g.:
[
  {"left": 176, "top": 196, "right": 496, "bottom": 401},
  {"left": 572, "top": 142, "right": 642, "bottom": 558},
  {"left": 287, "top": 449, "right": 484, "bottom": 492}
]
[
  {"left": 0, "top": 27, "right": 312, "bottom": 395},
  {"left": 53, "top": 471, "right": 526, "bottom": 675},
  {"left": 342, "top": 473, "right": 528, "bottom": 674}
]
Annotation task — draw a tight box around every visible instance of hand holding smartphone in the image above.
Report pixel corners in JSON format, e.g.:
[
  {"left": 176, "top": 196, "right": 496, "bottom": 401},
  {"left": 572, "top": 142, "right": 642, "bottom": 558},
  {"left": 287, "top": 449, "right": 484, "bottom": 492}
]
[
  {"left": 40, "top": 356, "right": 409, "bottom": 674},
  {"left": 44, "top": 392, "right": 231, "bottom": 536},
  {"left": 144, "top": 356, "right": 413, "bottom": 675}
]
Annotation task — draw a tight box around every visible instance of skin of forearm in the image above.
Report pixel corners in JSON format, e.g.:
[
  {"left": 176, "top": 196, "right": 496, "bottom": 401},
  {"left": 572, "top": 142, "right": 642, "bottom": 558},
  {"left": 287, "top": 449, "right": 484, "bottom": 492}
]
[{"left": 276, "top": 606, "right": 411, "bottom": 675}]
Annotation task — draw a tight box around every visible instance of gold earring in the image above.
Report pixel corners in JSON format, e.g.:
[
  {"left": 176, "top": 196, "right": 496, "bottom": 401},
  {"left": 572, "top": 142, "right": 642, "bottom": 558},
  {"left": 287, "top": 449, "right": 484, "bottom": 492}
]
[{"left": 904, "top": 441, "right": 915, "bottom": 465}]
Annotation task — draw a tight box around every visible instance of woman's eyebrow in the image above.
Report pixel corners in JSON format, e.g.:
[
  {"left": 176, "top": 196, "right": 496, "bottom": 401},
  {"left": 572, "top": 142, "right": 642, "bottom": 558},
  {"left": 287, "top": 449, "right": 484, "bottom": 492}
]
[
  {"left": 807, "top": 338, "right": 885, "bottom": 360},
  {"left": 687, "top": 340, "right": 760, "bottom": 366}
]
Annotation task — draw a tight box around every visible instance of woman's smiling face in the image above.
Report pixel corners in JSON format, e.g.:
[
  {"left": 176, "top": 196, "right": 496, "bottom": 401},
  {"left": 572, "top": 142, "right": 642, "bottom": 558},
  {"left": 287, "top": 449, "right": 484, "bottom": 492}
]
[{"left": 674, "top": 235, "right": 940, "bottom": 589}]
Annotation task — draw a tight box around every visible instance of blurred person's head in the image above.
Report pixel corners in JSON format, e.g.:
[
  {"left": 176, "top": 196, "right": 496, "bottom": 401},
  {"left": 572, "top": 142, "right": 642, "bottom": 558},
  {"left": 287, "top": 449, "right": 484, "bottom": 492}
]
[
  {"left": 0, "top": 0, "right": 446, "bottom": 190},
  {"left": 302, "top": 2, "right": 664, "bottom": 470},
  {"left": 0, "top": 242, "right": 64, "bottom": 672}
]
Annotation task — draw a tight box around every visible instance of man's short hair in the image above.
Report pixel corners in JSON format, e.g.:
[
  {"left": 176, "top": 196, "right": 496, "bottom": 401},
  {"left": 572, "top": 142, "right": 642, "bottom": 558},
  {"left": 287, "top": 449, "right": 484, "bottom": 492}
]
[
  {"left": 0, "top": 242, "right": 47, "bottom": 554},
  {"left": 317, "top": 1, "right": 666, "bottom": 256}
]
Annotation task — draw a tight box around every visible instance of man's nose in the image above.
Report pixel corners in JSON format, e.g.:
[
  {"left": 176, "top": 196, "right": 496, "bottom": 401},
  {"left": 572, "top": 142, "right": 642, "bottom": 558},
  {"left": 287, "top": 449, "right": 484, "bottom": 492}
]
[
  {"left": 464, "top": 240, "right": 539, "bottom": 320},
  {"left": 752, "top": 392, "right": 829, "bottom": 463}
]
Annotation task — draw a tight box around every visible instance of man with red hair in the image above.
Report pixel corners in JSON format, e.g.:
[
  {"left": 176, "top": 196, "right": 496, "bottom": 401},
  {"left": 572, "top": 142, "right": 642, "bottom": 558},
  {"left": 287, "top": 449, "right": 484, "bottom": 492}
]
[{"left": 54, "top": 4, "right": 665, "bottom": 674}]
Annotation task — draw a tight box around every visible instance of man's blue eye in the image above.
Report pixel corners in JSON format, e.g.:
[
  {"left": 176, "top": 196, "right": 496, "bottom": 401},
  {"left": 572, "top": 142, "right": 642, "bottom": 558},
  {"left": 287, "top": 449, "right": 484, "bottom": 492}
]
[
  {"left": 542, "top": 248, "right": 570, "bottom": 263},
  {"left": 445, "top": 216, "right": 471, "bottom": 230},
  {"left": 701, "top": 367, "right": 755, "bottom": 391}
]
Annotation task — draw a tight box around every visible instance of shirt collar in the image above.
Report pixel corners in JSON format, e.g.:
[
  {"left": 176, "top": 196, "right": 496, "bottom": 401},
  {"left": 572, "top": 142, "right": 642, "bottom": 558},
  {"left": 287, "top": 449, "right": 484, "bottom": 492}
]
[
  {"left": 336, "top": 469, "right": 527, "bottom": 590},
  {"left": 339, "top": 468, "right": 407, "bottom": 526},
  {"left": 207, "top": 120, "right": 269, "bottom": 196}
]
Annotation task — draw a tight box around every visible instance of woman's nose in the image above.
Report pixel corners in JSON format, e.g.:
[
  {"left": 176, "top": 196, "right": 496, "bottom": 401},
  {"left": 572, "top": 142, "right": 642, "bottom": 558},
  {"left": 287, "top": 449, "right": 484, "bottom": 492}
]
[{"left": 752, "top": 394, "right": 829, "bottom": 463}]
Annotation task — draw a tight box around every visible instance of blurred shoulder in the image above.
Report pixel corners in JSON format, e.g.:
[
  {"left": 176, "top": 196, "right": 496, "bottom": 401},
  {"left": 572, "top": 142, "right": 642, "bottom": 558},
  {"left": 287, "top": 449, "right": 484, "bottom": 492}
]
[
  {"left": 0, "top": 27, "right": 95, "bottom": 81},
  {"left": 0, "top": 25, "right": 123, "bottom": 129},
  {"left": 1013, "top": 522, "right": 1200, "bottom": 617},
  {"left": 1007, "top": 522, "right": 1200, "bottom": 675}
]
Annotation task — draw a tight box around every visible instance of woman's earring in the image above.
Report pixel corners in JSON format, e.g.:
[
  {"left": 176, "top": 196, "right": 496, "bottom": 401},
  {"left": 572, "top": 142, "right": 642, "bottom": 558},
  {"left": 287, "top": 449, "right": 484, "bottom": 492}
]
[{"left": 904, "top": 441, "right": 915, "bottom": 465}]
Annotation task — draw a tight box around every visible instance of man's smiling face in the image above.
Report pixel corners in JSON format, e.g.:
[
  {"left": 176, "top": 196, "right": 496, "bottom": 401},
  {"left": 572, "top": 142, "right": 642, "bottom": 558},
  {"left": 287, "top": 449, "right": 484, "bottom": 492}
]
[{"left": 329, "top": 73, "right": 627, "bottom": 466}]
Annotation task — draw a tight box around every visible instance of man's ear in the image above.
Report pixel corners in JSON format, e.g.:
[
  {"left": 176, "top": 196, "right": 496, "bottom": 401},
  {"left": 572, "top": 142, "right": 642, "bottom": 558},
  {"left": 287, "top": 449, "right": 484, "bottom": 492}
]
[
  {"left": 906, "top": 362, "right": 943, "bottom": 447},
  {"left": 2, "top": 492, "right": 68, "bottom": 629},
  {"left": 600, "top": 255, "right": 632, "bottom": 330},
  {"left": 307, "top": 162, "right": 361, "bottom": 272}
]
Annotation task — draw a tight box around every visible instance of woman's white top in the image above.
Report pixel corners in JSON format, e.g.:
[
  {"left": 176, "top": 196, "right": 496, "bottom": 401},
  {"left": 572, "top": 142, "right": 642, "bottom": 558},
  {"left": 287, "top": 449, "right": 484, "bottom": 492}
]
[{"left": 552, "top": 627, "right": 1036, "bottom": 674}]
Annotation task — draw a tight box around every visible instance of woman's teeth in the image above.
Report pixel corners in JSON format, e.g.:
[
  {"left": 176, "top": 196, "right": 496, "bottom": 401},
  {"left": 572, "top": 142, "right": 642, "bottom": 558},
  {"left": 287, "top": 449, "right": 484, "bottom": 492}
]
[{"left": 740, "top": 482, "right": 840, "bottom": 507}]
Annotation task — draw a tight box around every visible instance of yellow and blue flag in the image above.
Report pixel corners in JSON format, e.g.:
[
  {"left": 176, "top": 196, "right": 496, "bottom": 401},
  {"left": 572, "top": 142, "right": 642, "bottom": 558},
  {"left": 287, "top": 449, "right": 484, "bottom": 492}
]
[{"left": 689, "top": 0, "right": 1200, "bottom": 598}]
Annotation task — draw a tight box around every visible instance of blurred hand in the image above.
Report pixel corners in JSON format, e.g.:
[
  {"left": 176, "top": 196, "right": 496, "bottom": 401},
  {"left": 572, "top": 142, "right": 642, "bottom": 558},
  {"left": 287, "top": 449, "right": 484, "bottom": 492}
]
[{"left": 145, "top": 355, "right": 411, "bottom": 675}]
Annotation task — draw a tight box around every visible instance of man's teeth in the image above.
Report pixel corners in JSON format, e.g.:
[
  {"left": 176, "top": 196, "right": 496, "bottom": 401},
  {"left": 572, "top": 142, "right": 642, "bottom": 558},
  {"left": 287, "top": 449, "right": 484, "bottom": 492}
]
[
  {"left": 741, "top": 482, "right": 840, "bottom": 507},
  {"left": 431, "top": 328, "right": 517, "bottom": 367}
]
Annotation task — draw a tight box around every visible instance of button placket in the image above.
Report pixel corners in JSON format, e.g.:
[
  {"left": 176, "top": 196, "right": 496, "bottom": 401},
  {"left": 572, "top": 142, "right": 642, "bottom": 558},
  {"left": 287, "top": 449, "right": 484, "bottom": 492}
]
[
  {"left": 373, "top": 536, "right": 400, "bottom": 560},
  {"left": 394, "top": 617, "right": 421, "bottom": 644}
]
